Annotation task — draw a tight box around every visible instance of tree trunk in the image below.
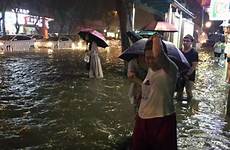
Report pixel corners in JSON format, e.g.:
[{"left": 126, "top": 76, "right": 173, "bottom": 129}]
[
  {"left": 116, "top": 0, "right": 130, "bottom": 52},
  {"left": 2, "top": 10, "right": 6, "bottom": 35},
  {"left": 116, "top": 0, "right": 131, "bottom": 75},
  {"left": 15, "top": 11, "right": 20, "bottom": 34}
]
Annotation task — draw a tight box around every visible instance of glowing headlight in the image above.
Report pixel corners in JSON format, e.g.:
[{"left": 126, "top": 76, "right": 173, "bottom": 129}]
[
  {"left": 71, "top": 43, "right": 76, "bottom": 49},
  {"left": 34, "top": 42, "right": 40, "bottom": 46},
  {"left": 47, "top": 42, "right": 53, "bottom": 47}
]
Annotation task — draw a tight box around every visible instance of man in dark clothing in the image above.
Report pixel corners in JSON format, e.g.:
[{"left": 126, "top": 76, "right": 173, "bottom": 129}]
[{"left": 177, "top": 34, "right": 198, "bottom": 100}]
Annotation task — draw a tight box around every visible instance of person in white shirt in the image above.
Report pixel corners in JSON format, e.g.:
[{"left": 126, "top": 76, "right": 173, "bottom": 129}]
[
  {"left": 132, "top": 34, "right": 178, "bottom": 150},
  {"left": 213, "top": 40, "right": 223, "bottom": 63}
]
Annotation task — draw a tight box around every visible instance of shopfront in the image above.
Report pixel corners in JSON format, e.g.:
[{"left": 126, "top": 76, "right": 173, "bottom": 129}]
[
  {"left": 165, "top": 1, "right": 195, "bottom": 48},
  {"left": 136, "top": 0, "right": 195, "bottom": 48},
  {"left": 0, "top": 9, "right": 53, "bottom": 36}
]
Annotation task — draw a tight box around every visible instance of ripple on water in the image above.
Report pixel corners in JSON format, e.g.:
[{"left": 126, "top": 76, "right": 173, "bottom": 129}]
[{"left": 0, "top": 50, "right": 229, "bottom": 149}]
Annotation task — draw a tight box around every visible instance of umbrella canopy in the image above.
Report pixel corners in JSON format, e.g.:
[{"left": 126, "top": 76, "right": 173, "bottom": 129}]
[
  {"left": 119, "top": 39, "right": 190, "bottom": 72},
  {"left": 162, "top": 41, "right": 190, "bottom": 71},
  {"left": 141, "top": 21, "right": 178, "bottom": 32},
  {"left": 119, "top": 38, "right": 148, "bottom": 61},
  {"left": 78, "top": 28, "right": 108, "bottom": 48}
]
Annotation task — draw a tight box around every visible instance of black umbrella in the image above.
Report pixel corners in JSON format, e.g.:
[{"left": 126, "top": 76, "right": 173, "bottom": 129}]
[
  {"left": 119, "top": 38, "right": 148, "bottom": 61},
  {"left": 119, "top": 38, "right": 190, "bottom": 72},
  {"left": 126, "top": 31, "right": 142, "bottom": 43},
  {"left": 78, "top": 28, "right": 108, "bottom": 48}
]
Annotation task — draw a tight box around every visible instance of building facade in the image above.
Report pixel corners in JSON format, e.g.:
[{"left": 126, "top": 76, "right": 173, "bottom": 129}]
[{"left": 0, "top": 9, "right": 53, "bottom": 37}]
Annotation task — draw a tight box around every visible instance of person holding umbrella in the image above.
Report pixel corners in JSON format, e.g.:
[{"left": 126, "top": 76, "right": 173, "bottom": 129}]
[
  {"left": 79, "top": 28, "right": 108, "bottom": 78},
  {"left": 132, "top": 34, "right": 178, "bottom": 150},
  {"left": 88, "top": 41, "right": 104, "bottom": 78}
]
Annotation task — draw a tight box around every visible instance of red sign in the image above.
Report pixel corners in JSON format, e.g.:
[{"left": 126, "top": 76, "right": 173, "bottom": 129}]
[{"left": 201, "top": 0, "right": 211, "bottom": 7}]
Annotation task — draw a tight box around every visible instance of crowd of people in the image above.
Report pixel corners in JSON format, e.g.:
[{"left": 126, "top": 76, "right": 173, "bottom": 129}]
[
  {"left": 125, "top": 31, "right": 230, "bottom": 149},
  {"left": 82, "top": 27, "right": 228, "bottom": 149},
  {"left": 126, "top": 33, "right": 198, "bottom": 149}
]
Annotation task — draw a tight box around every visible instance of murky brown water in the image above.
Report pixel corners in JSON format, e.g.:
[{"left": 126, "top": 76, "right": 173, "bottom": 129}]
[{"left": 0, "top": 45, "right": 229, "bottom": 149}]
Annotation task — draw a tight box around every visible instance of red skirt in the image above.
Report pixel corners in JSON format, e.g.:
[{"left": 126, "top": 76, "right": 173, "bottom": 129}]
[{"left": 132, "top": 113, "right": 177, "bottom": 150}]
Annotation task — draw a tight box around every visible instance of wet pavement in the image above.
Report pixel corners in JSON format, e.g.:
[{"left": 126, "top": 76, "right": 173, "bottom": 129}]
[{"left": 0, "top": 45, "right": 229, "bottom": 149}]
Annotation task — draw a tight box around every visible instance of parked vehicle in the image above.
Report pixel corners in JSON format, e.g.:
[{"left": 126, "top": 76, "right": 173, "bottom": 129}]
[
  {"left": 0, "top": 35, "right": 34, "bottom": 52},
  {"left": 34, "top": 36, "right": 75, "bottom": 50},
  {"left": 29, "top": 34, "right": 43, "bottom": 41}
]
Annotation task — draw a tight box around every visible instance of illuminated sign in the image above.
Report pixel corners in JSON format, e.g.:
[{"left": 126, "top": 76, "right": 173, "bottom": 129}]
[
  {"left": 209, "top": 0, "right": 230, "bottom": 20},
  {"left": 24, "top": 16, "right": 43, "bottom": 27},
  {"left": 11, "top": 8, "right": 29, "bottom": 14},
  {"left": 201, "top": 0, "right": 211, "bottom": 7}
]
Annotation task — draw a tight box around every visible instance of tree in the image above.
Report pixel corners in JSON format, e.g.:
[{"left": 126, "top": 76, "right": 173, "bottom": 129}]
[
  {"left": 12, "top": 8, "right": 20, "bottom": 34},
  {"left": 0, "top": 0, "right": 11, "bottom": 35},
  {"left": 116, "top": 0, "right": 133, "bottom": 52}
]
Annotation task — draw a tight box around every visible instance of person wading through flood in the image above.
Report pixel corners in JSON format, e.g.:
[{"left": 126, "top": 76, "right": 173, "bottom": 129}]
[
  {"left": 176, "top": 34, "right": 198, "bottom": 101},
  {"left": 132, "top": 34, "right": 178, "bottom": 150},
  {"left": 85, "top": 34, "right": 103, "bottom": 78}
]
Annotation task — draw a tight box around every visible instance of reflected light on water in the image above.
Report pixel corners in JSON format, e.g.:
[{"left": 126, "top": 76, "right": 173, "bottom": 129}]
[
  {"left": 48, "top": 49, "right": 53, "bottom": 54},
  {"left": 0, "top": 47, "right": 229, "bottom": 149},
  {"left": 74, "top": 40, "right": 87, "bottom": 51}
]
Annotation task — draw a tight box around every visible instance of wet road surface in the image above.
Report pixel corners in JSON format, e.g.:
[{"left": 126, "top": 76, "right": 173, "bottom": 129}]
[{"left": 0, "top": 47, "right": 229, "bottom": 149}]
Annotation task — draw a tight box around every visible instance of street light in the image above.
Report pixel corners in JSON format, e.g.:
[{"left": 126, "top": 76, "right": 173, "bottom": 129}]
[{"left": 205, "top": 21, "right": 212, "bottom": 28}]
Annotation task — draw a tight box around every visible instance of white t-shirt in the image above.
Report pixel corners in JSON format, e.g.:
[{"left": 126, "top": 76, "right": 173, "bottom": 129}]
[
  {"left": 225, "top": 43, "right": 230, "bottom": 56},
  {"left": 214, "top": 42, "right": 222, "bottom": 53},
  {"left": 138, "top": 66, "right": 177, "bottom": 119}
]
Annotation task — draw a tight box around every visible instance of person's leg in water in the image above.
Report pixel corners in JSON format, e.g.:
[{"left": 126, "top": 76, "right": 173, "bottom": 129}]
[
  {"left": 176, "top": 75, "right": 185, "bottom": 101},
  {"left": 185, "top": 80, "right": 194, "bottom": 100},
  {"left": 176, "top": 86, "right": 184, "bottom": 101},
  {"left": 214, "top": 52, "right": 219, "bottom": 63}
]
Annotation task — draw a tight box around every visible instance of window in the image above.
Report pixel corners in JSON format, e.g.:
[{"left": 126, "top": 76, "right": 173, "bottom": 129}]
[
  {"left": 0, "top": 35, "right": 14, "bottom": 40},
  {"left": 13, "top": 35, "right": 31, "bottom": 41},
  {"left": 60, "top": 37, "right": 69, "bottom": 41}
]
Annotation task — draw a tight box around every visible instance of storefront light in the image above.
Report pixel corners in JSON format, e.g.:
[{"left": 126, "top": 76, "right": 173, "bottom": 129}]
[
  {"left": 205, "top": 21, "right": 212, "bottom": 28},
  {"left": 47, "top": 42, "right": 53, "bottom": 47}
]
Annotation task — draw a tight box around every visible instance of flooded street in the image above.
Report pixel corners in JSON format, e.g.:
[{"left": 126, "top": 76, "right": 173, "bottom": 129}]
[{"left": 0, "top": 46, "right": 229, "bottom": 149}]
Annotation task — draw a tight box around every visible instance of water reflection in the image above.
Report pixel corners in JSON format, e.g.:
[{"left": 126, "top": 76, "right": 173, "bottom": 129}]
[
  {"left": 177, "top": 50, "right": 230, "bottom": 150},
  {"left": 0, "top": 48, "right": 229, "bottom": 149}
]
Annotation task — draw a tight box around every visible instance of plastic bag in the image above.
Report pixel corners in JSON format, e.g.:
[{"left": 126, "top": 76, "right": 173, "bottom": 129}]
[{"left": 84, "top": 54, "right": 90, "bottom": 63}]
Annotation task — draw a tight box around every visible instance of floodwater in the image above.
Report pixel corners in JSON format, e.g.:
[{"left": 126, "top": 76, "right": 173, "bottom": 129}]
[{"left": 0, "top": 44, "right": 229, "bottom": 149}]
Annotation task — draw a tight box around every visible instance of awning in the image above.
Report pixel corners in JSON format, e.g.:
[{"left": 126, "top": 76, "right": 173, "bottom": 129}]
[
  {"left": 136, "top": 0, "right": 173, "bottom": 16},
  {"left": 136, "top": 0, "right": 194, "bottom": 18}
]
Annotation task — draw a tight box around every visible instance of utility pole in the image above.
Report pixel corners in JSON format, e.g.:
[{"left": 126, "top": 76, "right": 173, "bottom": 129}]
[
  {"left": 201, "top": 6, "right": 204, "bottom": 31},
  {"left": 132, "top": 2, "right": 135, "bottom": 31}
]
